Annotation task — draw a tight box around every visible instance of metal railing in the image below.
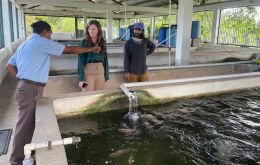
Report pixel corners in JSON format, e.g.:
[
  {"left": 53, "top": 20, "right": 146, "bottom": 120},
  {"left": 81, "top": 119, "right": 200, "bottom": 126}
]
[{"left": 218, "top": 6, "right": 260, "bottom": 47}]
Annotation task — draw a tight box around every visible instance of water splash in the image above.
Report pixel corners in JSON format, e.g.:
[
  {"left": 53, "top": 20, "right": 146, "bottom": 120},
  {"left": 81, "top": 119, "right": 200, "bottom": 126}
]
[{"left": 127, "top": 91, "right": 140, "bottom": 122}]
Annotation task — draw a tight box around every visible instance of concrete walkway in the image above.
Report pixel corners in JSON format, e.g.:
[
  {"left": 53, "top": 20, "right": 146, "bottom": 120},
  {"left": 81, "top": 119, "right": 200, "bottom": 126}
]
[
  {"left": 33, "top": 99, "right": 68, "bottom": 165},
  {"left": 0, "top": 74, "right": 68, "bottom": 165},
  {"left": 0, "top": 74, "right": 18, "bottom": 165}
]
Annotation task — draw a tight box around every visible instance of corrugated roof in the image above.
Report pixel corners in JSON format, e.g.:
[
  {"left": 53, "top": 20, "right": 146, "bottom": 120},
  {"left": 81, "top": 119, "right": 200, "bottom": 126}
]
[{"left": 15, "top": 0, "right": 255, "bottom": 18}]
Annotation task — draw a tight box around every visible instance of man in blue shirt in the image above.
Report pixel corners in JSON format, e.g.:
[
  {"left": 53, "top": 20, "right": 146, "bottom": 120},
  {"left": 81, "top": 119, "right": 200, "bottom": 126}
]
[{"left": 6, "top": 21, "right": 100, "bottom": 165}]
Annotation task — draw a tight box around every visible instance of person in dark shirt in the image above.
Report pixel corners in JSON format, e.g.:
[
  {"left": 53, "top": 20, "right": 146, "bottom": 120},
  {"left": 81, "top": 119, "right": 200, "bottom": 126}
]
[
  {"left": 78, "top": 20, "right": 109, "bottom": 91},
  {"left": 124, "top": 22, "right": 155, "bottom": 82}
]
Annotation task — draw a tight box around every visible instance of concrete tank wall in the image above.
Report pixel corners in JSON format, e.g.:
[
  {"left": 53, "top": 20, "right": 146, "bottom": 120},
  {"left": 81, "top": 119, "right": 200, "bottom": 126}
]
[
  {"left": 43, "top": 62, "right": 258, "bottom": 97},
  {"left": 52, "top": 72, "right": 260, "bottom": 117},
  {"left": 0, "top": 39, "right": 23, "bottom": 85}
]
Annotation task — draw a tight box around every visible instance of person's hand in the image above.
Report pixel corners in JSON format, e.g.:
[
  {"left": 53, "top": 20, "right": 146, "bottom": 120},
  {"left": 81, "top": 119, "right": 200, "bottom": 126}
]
[
  {"left": 79, "top": 81, "right": 88, "bottom": 89},
  {"left": 91, "top": 45, "right": 101, "bottom": 53},
  {"left": 125, "top": 73, "right": 130, "bottom": 81}
]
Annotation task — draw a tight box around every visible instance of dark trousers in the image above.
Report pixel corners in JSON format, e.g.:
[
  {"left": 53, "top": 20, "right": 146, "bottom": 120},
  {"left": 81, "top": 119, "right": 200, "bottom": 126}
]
[{"left": 10, "top": 81, "right": 44, "bottom": 165}]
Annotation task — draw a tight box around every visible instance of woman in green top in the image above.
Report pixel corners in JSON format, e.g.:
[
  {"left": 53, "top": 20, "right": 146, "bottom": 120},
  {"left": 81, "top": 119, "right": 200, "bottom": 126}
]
[{"left": 78, "top": 20, "right": 109, "bottom": 91}]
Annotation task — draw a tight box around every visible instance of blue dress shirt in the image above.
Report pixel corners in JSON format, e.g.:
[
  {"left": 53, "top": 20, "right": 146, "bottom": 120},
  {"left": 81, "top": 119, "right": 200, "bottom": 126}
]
[{"left": 8, "top": 33, "right": 65, "bottom": 83}]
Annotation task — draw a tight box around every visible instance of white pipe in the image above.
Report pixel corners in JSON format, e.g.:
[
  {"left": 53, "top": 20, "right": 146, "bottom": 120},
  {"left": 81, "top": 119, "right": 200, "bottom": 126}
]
[
  {"left": 120, "top": 71, "right": 260, "bottom": 93},
  {"left": 120, "top": 84, "right": 135, "bottom": 100},
  {"left": 120, "top": 61, "right": 254, "bottom": 95},
  {"left": 23, "top": 136, "right": 81, "bottom": 165},
  {"left": 120, "top": 61, "right": 255, "bottom": 103}
]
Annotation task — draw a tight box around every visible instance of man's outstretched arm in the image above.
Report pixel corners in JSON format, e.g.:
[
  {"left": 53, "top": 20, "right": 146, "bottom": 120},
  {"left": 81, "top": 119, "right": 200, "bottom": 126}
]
[{"left": 63, "top": 45, "right": 101, "bottom": 54}]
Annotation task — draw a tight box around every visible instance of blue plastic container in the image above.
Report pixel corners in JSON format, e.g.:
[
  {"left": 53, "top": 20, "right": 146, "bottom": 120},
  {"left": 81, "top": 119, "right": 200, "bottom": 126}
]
[
  {"left": 119, "top": 28, "right": 124, "bottom": 39},
  {"left": 129, "top": 25, "right": 134, "bottom": 38},
  {"left": 119, "top": 28, "right": 130, "bottom": 41},
  {"left": 191, "top": 21, "right": 201, "bottom": 39},
  {"left": 158, "top": 27, "right": 168, "bottom": 45},
  {"left": 166, "top": 25, "right": 177, "bottom": 47}
]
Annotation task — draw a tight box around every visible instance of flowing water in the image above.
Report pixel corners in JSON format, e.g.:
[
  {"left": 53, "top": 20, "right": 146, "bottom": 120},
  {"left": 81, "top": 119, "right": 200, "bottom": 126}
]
[
  {"left": 59, "top": 89, "right": 260, "bottom": 165},
  {"left": 127, "top": 91, "right": 140, "bottom": 122}
]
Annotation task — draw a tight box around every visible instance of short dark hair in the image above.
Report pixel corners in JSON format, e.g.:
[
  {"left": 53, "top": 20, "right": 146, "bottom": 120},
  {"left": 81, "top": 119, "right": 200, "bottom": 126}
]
[{"left": 31, "top": 21, "right": 51, "bottom": 34}]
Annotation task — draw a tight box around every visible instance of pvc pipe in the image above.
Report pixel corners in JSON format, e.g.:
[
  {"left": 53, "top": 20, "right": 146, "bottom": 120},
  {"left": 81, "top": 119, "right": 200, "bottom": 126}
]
[
  {"left": 168, "top": 0, "right": 172, "bottom": 67},
  {"left": 120, "top": 71, "right": 260, "bottom": 90},
  {"left": 120, "top": 84, "right": 135, "bottom": 100},
  {"left": 120, "top": 62, "right": 256, "bottom": 100},
  {"left": 23, "top": 136, "right": 81, "bottom": 165}
]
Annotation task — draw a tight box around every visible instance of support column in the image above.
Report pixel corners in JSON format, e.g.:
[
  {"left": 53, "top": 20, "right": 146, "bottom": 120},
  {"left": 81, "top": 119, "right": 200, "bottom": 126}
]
[
  {"left": 119, "top": 19, "right": 124, "bottom": 29},
  {"left": 12, "top": 5, "right": 18, "bottom": 40},
  {"left": 211, "top": 9, "right": 221, "bottom": 48},
  {"left": 106, "top": 10, "right": 113, "bottom": 43},
  {"left": 118, "top": 19, "right": 122, "bottom": 38},
  {"left": 83, "top": 16, "right": 88, "bottom": 28},
  {"left": 119, "top": 19, "right": 122, "bottom": 28},
  {"left": 21, "top": 11, "right": 26, "bottom": 39},
  {"left": 150, "top": 16, "right": 155, "bottom": 40},
  {"left": 175, "top": 0, "right": 193, "bottom": 65},
  {"left": 75, "top": 17, "right": 79, "bottom": 38},
  {"left": 2, "top": 0, "right": 12, "bottom": 52},
  {"left": 18, "top": 10, "right": 22, "bottom": 39}
]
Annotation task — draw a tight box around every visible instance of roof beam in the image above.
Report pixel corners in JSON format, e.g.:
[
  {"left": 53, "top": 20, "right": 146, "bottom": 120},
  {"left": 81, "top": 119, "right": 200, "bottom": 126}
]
[
  {"left": 24, "top": 8, "right": 134, "bottom": 18},
  {"left": 15, "top": 0, "right": 169, "bottom": 14},
  {"left": 130, "top": 0, "right": 158, "bottom": 6},
  {"left": 94, "top": 0, "right": 107, "bottom": 3},
  {"left": 138, "top": 1, "right": 168, "bottom": 7},
  {"left": 127, "top": 0, "right": 151, "bottom": 5},
  {"left": 194, "top": 0, "right": 260, "bottom": 11}
]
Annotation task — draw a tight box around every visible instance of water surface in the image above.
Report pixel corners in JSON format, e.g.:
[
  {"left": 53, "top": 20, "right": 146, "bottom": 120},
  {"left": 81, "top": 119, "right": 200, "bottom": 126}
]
[{"left": 59, "top": 89, "right": 260, "bottom": 165}]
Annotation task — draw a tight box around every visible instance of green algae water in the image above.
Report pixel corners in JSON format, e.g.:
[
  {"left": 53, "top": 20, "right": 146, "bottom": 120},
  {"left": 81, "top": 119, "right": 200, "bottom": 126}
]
[{"left": 59, "top": 89, "right": 260, "bottom": 165}]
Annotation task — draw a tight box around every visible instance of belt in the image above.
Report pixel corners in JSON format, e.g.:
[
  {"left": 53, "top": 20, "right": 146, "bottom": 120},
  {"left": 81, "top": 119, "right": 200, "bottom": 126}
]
[{"left": 19, "top": 78, "right": 46, "bottom": 87}]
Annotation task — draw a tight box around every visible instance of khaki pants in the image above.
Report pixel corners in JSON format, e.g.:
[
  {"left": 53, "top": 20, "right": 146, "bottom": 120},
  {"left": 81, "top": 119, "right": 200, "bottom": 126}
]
[
  {"left": 10, "top": 81, "right": 44, "bottom": 165},
  {"left": 127, "top": 72, "right": 148, "bottom": 83},
  {"left": 84, "top": 63, "right": 105, "bottom": 91}
]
